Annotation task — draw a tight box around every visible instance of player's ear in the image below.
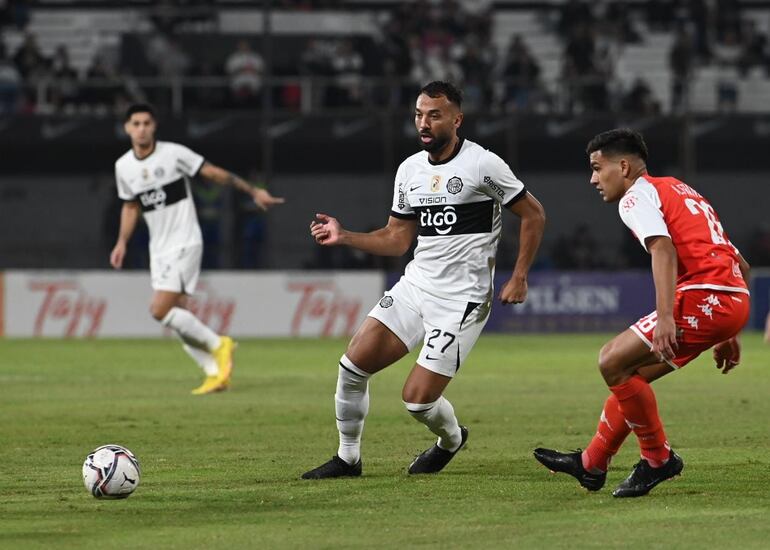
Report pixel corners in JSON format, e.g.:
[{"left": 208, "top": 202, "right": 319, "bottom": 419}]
[
  {"left": 619, "top": 158, "right": 630, "bottom": 178},
  {"left": 454, "top": 111, "right": 463, "bottom": 129}
]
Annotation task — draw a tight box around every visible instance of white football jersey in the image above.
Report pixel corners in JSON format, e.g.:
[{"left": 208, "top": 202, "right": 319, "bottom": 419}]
[
  {"left": 115, "top": 141, "right": 205, "bottom": 257},
  {"left": 391, "top": 138, "right": 527, "bottom": 302}
]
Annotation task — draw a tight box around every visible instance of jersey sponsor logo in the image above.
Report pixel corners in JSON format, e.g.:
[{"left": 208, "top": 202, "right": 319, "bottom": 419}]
[
  {"left": 379, "top": 295, "right": 394, "bottom": 308},
  {"left": 397, "top": 183, "right": 407, "bottom": 209},
  {"left": 447, "top": 176, "right": 463, "bottom": 194},
  {"left": 415, "top": 200, "right": 494, "bottom": 236},
  {"left": 409, "top": 185, "right": 420, "bottom": 192},
  {"left": 483, "top": 176, "right": 505, "bottom": 200},
  {"left": 141, "top": 188, "right": 167, "bottom": 209},
  {"left": 621, "top": 194, "right": 637, "bottom": 212},
  {"left": 418, "top": 196, "right": 447, "bottom": 205},
  {"left": 138, "top": 178, "right": 188, "bottom": 212},
  {"left": 431, "top": 175, "right": 441, "bottom": 192}
]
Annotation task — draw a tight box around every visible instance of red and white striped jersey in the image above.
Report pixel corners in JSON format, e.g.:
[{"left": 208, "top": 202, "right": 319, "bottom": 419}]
[{"left": 618, "top": 175, "right": 748, "bottom": 294}]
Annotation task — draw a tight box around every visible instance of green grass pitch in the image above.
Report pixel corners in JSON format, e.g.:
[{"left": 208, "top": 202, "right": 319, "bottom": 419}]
[{"left": 1, "top": 334, "right": 769, "bottom": 549}]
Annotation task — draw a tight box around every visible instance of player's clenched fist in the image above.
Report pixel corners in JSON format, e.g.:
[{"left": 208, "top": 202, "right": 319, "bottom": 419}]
[{"left": 310, "top": 213, "right": 343, "bottom": 245}]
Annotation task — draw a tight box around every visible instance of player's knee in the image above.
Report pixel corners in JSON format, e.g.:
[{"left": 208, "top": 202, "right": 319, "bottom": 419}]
[
  {"left": 401, "top": 383, "right": 439, "bottom": 405},
  {"left": 150, "top": 303, "right": 170, "bottom": 322},
  {"left": 598, "top": 341, "right": 622, "bottom": 383}
]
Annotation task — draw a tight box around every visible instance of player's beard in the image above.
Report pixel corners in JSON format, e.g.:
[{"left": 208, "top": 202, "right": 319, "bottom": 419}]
[{"left": 419, "top": 131, "right": 451, "bottom": 154}]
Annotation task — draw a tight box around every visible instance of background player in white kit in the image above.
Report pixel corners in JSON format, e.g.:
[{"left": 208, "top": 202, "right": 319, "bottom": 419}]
[
  {"left": 302, "top": 82, "right": 546, "bottom": 479},
  {"left": 110, "top": 104, "right": 284, "bottom": 395}
]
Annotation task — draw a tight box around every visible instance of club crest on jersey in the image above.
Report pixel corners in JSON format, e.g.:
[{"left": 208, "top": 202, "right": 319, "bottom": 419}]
[
  {"left": 431, "top": 175, "right": 441, "bottom": 192},
  {"left": 447, "top": 176, "right": 463, "bottom": 195},
  {"left": 154, "top": 167, "right": 165, "bottom": 178},
  {"left": 379, "top": 295, "right": 394, "bottom": 308}
]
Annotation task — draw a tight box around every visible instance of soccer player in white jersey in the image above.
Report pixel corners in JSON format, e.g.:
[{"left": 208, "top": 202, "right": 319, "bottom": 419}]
[
  {"left": 110, "top": 104, "right": 284, "bottom": 395},
  {"left": 302, "top": 81, "right": 546, "bottom": 479}
]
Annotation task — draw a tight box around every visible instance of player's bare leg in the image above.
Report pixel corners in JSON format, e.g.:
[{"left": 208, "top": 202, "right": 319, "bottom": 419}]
[
  {"left": 150, "top": 290, "right": 233, "bottom": 394},
  {"left": 402, "top": 364, "right": 468, "bottom": 474},
  {"left": 302, "top": 318, "right": 409, "bottom": 479}
]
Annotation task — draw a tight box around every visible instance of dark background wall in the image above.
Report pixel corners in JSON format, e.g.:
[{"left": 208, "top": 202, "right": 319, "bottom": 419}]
[{"left": 1, "top": 171, "right": 766, "bottom": 270}]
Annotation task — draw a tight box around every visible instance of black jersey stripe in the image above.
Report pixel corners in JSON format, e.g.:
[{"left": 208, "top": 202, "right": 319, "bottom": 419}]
[
  {"left": 503, "top": 187, "right": 527, "bottom": 209},
  {"left": 138, "top": 178, "right": 188, "bottom": 212},
  {"left": 414, "top": 199, "right": 494, "bottom": 236},
  {"left": 390, "top": 210, "right": 418, "bottom": 220}
]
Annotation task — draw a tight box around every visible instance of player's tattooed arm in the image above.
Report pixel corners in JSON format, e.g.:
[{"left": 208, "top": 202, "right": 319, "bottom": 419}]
[{"left": 198, "top": 161, "right": 285, "bottom": 211}]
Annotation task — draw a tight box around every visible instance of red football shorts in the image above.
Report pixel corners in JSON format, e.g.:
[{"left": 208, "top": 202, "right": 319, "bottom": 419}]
[{"left": 630, "top": 289, "right": 750, "bottom": 368}]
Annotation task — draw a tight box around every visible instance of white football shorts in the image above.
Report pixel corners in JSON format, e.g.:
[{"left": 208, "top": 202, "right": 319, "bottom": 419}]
[
  {"left": 367, "top": 276, "right": 491, "bottom": 378},
  {"left": 150, "top": 244, "right": 203, "bottom": 294}
]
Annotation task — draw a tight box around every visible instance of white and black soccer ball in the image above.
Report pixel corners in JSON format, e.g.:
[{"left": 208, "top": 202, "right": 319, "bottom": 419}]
[{"left": 82, "top": 444, "right": 141, "bottom": 499}]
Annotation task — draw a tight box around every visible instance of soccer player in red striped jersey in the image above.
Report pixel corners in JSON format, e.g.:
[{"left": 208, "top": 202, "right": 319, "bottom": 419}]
[{"left": 534, "top": 128, "right": 751, "bottom": 497}]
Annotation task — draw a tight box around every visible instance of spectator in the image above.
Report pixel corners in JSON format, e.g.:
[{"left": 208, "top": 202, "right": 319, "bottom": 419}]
[
  {"left": 738, "top": 20, "right": 768, "bottom": 76},
  {"left": 12, "top": 32, "right": 48, "bottom": 81},
  {"left": 622, "top": 77, "right": 660, "bottom": 115},
  {"left": 147, "top": 33, "right": 190, "bottom": 79},
  {"left": 714, "top": 30, "right": 742, "bottom": 112},
  {"left": 225, "top": 39, "right": 264, "bottom": 107},
  {"left": 458, "top": 39, "right": 493, "bottom": 110},
  {"left": 0, "top": 42, "right": 21, "bottom": 113},
  {"left": 49, "top": 45, "right": 80, "bottom": 113},
  {"left": 502, "top": 35, "right": 541, "bottom": 111},
  {"left": 327, "top": 39, "right": 364, "bottom": 107},
  {"left": 669, "top": 27, "right": 694, "bottom": 112}
]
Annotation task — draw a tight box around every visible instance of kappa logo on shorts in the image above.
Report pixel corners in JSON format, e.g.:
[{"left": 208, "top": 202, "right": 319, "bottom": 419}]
[
  {"left": 447, "top": 176, "right": 463, "bottom": 195},
  {"left": 379, "top": 296, "right": 394, "bottom": 308}
]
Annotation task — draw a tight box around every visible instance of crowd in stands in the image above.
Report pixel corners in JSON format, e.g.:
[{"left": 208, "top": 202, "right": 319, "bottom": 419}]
[{"left": 1, "top": 0, "right": 770, "bottom": 116}]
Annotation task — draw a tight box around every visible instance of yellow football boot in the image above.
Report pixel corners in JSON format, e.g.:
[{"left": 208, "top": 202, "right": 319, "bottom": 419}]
[
  {"left": 191, "top": 375, "right": 228, "bottom": 395},
  {"left": 212, "top": 336, "right": 236, "bottom": 385}
]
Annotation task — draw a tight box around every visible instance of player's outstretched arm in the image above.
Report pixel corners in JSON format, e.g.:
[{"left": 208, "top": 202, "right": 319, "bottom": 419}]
[
  {"left": 499, "top": 192, "right": 546, "bottom": 305},
  {"left": 310, "top": 213, "right": 417, "bottom": 256},
  {"left": 198, "top": 162, "right": 285, "bottom": 211},
  {"left": 110, "top": 201, "right": 141, "bottom": 269},
  {"left": 647, "top": 235, "right": 679, "bottom": 362}
]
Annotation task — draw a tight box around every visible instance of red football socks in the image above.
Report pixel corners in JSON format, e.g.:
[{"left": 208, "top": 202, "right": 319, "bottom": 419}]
[
  {"left": 582, "top": 393, "right": 631, "bottom": 473},
  {"left": 609, "top": 375, "right": 671, "bottom": 467}
]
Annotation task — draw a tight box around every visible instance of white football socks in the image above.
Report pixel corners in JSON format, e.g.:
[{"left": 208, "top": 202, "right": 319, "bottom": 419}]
[
  {"left": 161, "top": 307, "right": 221, "bottom": 352},
  {"left": 182, "top": 344, "right": 219, "bottom": 377},
  {"left": 335, "top": 355, "right": 370, "bottom": 466},
  {"left": 404, "top": 397, "right": 462, "bottom": 452}
]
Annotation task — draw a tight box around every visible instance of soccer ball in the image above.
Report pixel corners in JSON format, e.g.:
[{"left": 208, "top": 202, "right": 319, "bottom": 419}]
[{"left": 82, "top": 444, "right": 141, "bottom": 499}]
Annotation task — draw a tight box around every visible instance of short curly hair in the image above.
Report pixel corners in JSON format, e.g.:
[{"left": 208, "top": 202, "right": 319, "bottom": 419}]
[{"left": 419, "top": 81, "right": 463, "bottom": 108}]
